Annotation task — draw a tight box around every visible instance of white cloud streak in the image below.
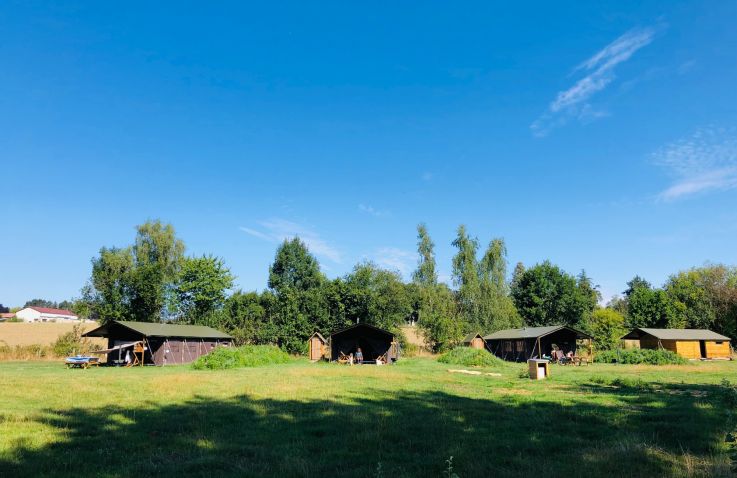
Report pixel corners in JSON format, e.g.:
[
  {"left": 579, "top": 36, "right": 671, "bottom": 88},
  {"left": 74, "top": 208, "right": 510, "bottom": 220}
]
[
  {"left": 531, "top": 27, "right": 656, "bottom": 136},
  {"left": 372, "top": 247, "right": 415, "bottom": 278},
  {"left": 653, "top": 127, "right": 737, "bottom": 201},
  {"left": 358, "top": 204, "right": 388, "bottom": 217},
  {"left": 239, "top": 218, "right": 342, "bottom": 263}
]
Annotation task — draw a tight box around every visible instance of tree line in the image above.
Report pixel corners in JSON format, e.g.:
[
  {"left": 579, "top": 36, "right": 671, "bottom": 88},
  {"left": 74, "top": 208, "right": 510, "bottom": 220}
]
[{"left": 72, "top": 219, "right": 737, "bottom": 354}]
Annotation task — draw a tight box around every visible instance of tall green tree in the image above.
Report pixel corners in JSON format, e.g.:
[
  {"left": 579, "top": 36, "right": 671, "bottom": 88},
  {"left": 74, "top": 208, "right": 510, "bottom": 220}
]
[
  {"left": 412, "top": 223, "right": 437, "bottom": 286},
  {"left": 129, "top": 220, "right": 185, "bottom": 322},
  {"left": 416, "top": 283, "right": 462, "bottom": 352},
  {"left": 511, "top": 261, "right": 595, "bottom": 327},
  {"left": 477, "top": 238, "right": 521, "bottom": 332},
  {"left": 664, "top": 265, "right": 737, "bottom": 337},
  {"left": 582, "top": 308, "right": 626, "bottom": 351},
  {"left": 220, "top": 291, "right": 268, "bottom": 344},
  {"left": 627, "top": 285, "right": 684, "bottom": 329},
  {"left": 266, "top": 238, "right": 328, "bottom": 352},
  {"left": 175, "top": 255, "right": 234, "bottom": 323},
  {"left": 87, "top": 246, "right": 134, "bottom": 324},
  {"left": 451, "top": 225, "right": 481, "bottom": 324},
  {"left": 268, "top": 238, "right": 324, "bottom": 293},
  {"left": 343, "top": 262, "right": 412, "bottom": 331}
]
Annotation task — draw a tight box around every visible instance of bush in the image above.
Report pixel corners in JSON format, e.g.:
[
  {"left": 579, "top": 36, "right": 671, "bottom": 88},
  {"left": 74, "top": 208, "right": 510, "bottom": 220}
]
[
  {"left": 192, "top": 345, "right": 291, "bottom": 370},
  {"left": 401, "top": 342, "right": 419, "bottom": 357},
  {"left": 52, "top": 324, "right": 98, "bottom": 357},
  {"left": 438, "top": 347, "right": 505, "bottom": 367},
  {"left": 594, "top": 348, "right": 688, "bottom": 365}
]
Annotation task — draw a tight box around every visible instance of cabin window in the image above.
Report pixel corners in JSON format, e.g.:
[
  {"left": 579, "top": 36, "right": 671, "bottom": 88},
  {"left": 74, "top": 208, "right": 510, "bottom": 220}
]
[
  {"left": 715, "top": 341, "right": 723, "bottom": 345},
  {"left": 515, "top": 340, "right": 525, "bottom": 352},
  {"left": 503, "top": 341, "right": 513, "bottom": 352}
]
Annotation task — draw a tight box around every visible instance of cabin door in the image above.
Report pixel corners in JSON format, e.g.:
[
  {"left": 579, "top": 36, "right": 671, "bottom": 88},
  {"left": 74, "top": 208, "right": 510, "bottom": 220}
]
[
  {"left": 311, "top": 338, "right": 321, "bottom": 360},
  {"left": 699, "top": 341, "right": 707, "bottom": 359}
]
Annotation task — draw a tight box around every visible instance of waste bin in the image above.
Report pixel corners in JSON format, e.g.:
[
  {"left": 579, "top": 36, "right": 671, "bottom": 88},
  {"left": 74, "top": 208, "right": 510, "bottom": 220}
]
[{"left": 528, "top": 359, "right": 550, "bottom": 380}]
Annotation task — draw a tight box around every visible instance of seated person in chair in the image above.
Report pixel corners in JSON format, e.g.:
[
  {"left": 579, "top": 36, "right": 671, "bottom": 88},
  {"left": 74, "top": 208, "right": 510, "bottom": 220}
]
[{"left": 355, "top": 347, "right": 364, "bottom": 364}]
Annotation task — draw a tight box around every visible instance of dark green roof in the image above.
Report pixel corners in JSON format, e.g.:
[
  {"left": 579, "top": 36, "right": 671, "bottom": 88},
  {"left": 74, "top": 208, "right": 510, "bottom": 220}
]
[
  {"left": 622, "top": 328, "right": 730, "bottom": 341},
  {"left": 483, "top": 325, "right": 592, "bottom": 341},
  {"left": 83, "top": 320, "right": 232, "bottom": 339},
  {"left": 462, "top": 333, "right": 483, "bottom": 343}
]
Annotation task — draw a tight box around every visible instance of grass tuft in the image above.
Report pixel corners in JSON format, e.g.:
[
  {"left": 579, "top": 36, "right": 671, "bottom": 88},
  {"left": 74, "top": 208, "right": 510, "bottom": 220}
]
[
  {"left": 594, "top": 348, "right": 688, "bottom": 365},
  {"left": 437, "top": 347, "right": 504, "bottom": 367},
  {"left": 191, "top": 345, "right": 290, "bottom": 370}
]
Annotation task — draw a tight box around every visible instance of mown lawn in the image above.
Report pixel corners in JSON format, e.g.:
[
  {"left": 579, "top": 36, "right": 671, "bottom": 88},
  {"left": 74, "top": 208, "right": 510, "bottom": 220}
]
[{"left": 1, "top": 358, "right": 736, "bottom": 477}]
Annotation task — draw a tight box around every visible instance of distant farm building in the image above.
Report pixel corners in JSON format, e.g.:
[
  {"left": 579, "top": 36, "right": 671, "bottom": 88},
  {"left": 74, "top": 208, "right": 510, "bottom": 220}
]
[
  {"left": 330, "top": 323, "right": 400, "bottom": 363},
  {"left": 484, "top": 325, "right": 593, "bottom": 362},
  {"left": 622, "top": 328, "right": 732, "bottom": 360},
  {"left": 82, "top": 320, "right": 232, "bottom": 366},
  {"left": 308, "top": 332, "right": 327, "bottom": 361},
  {"left": 462, "top": 333, "right": 485, "bottom": 349},
  {"left": 15, "top": 307, "right": 78, "bottom": 323},
  {"left": 0, "top": 312, "right": 15, "bottom": 321}
]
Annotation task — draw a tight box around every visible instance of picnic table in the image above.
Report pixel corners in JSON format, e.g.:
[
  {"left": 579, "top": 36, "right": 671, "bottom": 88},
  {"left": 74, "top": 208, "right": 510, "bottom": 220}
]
[
  {"left": 571, "top": 356, "right": 591, "bottom": 366},
  {"left": 65, "top": 356, "right": 100, "bottom": 369}
]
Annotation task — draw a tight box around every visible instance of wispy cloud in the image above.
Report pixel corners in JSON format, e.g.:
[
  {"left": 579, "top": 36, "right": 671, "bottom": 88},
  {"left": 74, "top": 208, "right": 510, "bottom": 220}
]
[
  {"left": 239, "top": 218, "right": 342, "bottom": 263},
  {"left": 531, "top": 27, "right": 656, "bottom": 137},
  {"left": 372, "top": 247, "right": 415, "bottom": 278},
  {"left": 653, "top": 127, "right": 737, "bottom": 201},
  {"left": 358, "top": 204, "right": 389, "bottom": 218}
]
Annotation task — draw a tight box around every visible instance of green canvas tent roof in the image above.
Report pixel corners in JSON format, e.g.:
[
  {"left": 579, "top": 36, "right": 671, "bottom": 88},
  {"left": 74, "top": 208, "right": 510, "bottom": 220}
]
[
  {"left": 483, "top": 325, "right": 592, "bottom": 341},
  {"left": 622, "top": 328, "right": 730, "bottom": 341},
  {"left": 83, "top": 320, "right": 232, "bottom": 339}
]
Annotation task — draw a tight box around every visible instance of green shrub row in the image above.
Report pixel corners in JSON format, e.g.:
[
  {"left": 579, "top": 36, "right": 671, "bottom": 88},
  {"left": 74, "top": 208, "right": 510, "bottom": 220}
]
[
  {"left": 191, "top": 345, "right": 291, "bottom": 370},
  {"left": 594, "top": 348, "right": 688, "bottom": 365},
  {"left": 437, "top": 347, "right": 505, "bottom": 367}
]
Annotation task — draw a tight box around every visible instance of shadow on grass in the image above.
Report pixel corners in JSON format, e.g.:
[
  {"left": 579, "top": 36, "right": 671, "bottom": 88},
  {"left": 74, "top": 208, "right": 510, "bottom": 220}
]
[{"left": 1, "top": 381, "right": 734, "bottom": 477}]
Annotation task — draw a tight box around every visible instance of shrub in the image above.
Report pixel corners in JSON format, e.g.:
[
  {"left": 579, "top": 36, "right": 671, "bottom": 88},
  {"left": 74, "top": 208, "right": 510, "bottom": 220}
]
[
  {"left": 438, "top": 347, "right": 505, "bottom": 367},
  {"left": 192, "top": 345, "right": 291, "bottom": 370},
  {"left": 401, "top": 342, "right": 419, "bottom": 357},
  {"left": 594, "top": 348, "right": 688, "bottom": 365},
  {"left": 52, "top": 324, "right": 98, "bottom": 357}
]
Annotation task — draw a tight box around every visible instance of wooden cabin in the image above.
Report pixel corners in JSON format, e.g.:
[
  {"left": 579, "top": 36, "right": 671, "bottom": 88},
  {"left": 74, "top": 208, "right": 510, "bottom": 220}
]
[
  {"left": 330, "top": 323, "right": 400, "bottom": 363},
  {"left": 308, "top": 332, "right": 327, "bottom": 361},
  {"left": 462, "top": 333, "right": 486, "bottom": 350},
  {"left": 621, "top": 328, "right": 732, "bottom": 360},
  {"left": 484, "top": 325, "right": 593, "bottom": 362},
  {"left": 83, "top": 320, "right": 232, "bottom": 366}
]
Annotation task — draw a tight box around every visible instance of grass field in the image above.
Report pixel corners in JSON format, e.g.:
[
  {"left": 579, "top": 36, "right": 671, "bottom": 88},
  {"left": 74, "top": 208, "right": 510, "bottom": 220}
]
[{"left": 1, "top": 358, "right": 736, "bottom": 477}]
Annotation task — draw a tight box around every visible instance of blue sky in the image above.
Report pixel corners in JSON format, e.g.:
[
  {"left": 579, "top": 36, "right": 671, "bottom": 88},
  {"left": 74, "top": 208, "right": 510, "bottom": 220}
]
[{"left": 1, "top": 1, "right": 736, "bottom": 307}]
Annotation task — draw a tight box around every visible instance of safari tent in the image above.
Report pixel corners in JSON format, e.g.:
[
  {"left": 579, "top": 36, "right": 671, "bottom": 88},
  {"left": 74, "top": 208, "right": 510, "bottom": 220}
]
[
  {"left": 329, "top": 323, "right": 399, "bottom": 363},
  {"left": 462, "top": 333, "right": 485, "bottom": 349},
  {"left": 621, "top": 328, "right": 732, "bottom": 360},
  {"left": 484, "top": 325, "right": 593, "bottom": 362},
  {"left": 83, "top": 320, "right": 232, "bottom": 366},
  {"left": 308, "top": 332, "right": 327, "bottom": 361}
]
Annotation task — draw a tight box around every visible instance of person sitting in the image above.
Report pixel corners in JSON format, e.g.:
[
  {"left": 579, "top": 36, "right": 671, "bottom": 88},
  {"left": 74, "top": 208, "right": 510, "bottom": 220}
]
[{"left": 355, "top": 347, "right": 364, "bottom": 364}]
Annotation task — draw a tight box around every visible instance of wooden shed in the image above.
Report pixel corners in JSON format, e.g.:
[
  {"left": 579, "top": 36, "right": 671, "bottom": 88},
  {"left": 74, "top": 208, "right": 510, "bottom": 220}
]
[
  {"left": 308, "top": 332, "right": 327, "bottom": 361},
  {"left": 484, "top": 325, "right": 593, "bottom": 362},
  {"left": 330, "top": 323, "right": 400, "bottom": 363},
  {"left": 462, "top": 333, "right": 486, "bottom": 350},
  {"left": 621, "top": 328, "right": 732, "bottom": 360},
  {"left": 83, "top": 320, "right": 232, "bottom": 366}
]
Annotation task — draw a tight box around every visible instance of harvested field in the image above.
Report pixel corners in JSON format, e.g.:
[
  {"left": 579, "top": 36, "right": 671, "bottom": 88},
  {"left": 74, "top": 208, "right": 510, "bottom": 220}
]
[{"left": 0, "top": 322, "right": 104, "bottom": 347}]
